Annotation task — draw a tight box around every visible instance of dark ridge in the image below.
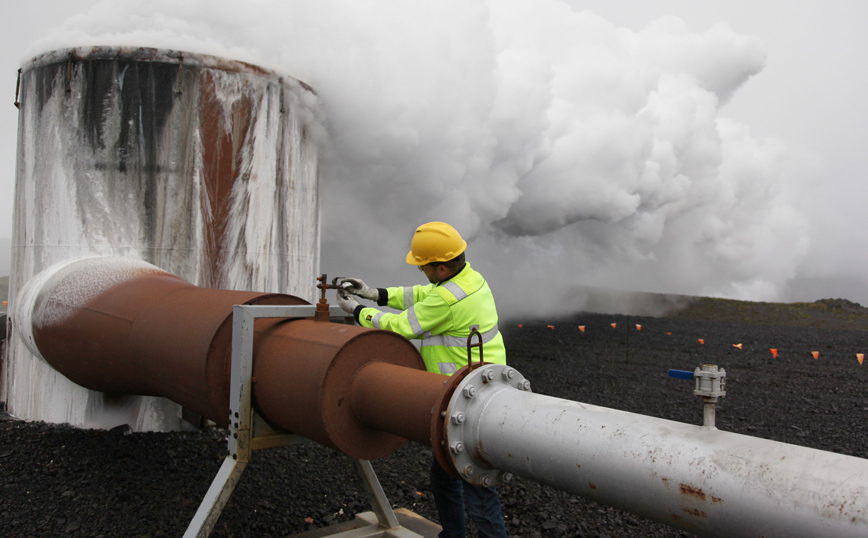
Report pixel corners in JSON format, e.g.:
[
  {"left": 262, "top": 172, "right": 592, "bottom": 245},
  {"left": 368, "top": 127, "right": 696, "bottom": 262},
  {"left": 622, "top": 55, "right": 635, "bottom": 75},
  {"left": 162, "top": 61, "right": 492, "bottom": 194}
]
[{"left": 667, "top": 295, "right": 868, "bottom": 331}]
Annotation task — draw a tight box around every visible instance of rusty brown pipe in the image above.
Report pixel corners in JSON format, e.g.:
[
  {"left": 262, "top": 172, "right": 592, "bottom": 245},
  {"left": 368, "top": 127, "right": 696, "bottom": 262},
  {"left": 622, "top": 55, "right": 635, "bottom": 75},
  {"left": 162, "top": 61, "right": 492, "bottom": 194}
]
[
  {"left": 17, "top": 257, "right": 308, "bottom": 427},
  {"left": 252, "top": 319, "right": 446, "bottom": 459},
  {"left": 16, "top": 256, "right": 448, "bottom": 460},
  {"left": 347, "top": 362, "right": 450, "bottom": 446}
]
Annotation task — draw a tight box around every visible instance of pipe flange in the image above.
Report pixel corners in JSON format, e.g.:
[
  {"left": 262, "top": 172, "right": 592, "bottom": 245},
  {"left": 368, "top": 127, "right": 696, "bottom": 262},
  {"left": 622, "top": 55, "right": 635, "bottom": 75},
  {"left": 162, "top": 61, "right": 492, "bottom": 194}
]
[{"left": 443, "top": 364, "right": 530, "bottom": 487}]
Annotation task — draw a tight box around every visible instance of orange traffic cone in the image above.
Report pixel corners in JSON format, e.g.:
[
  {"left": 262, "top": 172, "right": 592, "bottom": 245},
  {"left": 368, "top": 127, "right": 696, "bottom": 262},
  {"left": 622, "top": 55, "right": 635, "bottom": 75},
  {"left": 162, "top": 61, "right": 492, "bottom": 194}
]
[
  {"left": 610, "top": 323, "right": 617, "bottom": 329},
  {"left": 770, "top": 348, "right": 778, "bottom": 358},
  {"left": 578, "top": 325, "right": 585, "bottom": 333},
  {"left": 732, "top": 343, "right": 743, "bottom": 349},
  {"left": 697, "top": 339, "right": 705, "bottom": 345},
  {"left": 811, "top": 351, "right": 820, "bottom": 360},
  {"left": 858, "top": 353, "right": 864, "bottom": 365},
  {"left": 635, "top": 324, "right": 642, "bottom": 331}
]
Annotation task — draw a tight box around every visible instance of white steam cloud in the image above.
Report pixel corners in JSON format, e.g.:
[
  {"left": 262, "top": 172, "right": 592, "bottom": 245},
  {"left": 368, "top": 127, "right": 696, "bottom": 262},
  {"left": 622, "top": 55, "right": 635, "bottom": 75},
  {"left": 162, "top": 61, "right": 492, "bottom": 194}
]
[{"left": 27, "top": 0, "right": 809, "bottom": 317}]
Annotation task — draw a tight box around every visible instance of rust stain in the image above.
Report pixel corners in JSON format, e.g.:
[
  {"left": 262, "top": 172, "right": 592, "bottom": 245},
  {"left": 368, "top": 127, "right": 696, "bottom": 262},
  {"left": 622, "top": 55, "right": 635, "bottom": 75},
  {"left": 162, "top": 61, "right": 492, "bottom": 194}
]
[
  {"left": 711, "top": 496, "right": 723, "bottom": 504},
  {"left": 588, "top": 482, "right": 597, "bottom": 490},
  {"left": 681, "top": 507, "right": 707, "bottom": 518},
  {"left": 474, "top": 439, "right": 493, "bottom": 466},
  {"left": 679, "top": 483, "right": 707, "bottom": 502}
]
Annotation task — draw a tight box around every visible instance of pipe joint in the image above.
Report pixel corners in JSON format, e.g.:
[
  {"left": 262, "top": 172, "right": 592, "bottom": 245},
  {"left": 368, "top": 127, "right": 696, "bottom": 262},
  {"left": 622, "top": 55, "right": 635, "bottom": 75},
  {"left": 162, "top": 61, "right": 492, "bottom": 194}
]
[
  {"left": 442, "top": 363, "right": 530, "bottom": 487},
  {"left": 694, "top": 364, "right": 726, "bottom": 398}
]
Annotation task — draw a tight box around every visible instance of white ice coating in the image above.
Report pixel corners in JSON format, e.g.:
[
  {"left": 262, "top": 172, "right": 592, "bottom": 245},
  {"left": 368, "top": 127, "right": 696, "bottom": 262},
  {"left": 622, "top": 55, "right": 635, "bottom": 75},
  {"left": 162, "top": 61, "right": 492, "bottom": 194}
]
[
  {"left": 14, "top": 257, "right": 170, "bottom": 361},
  {"left": 3, "top": 49, "right": 321, "bottom": 431}
]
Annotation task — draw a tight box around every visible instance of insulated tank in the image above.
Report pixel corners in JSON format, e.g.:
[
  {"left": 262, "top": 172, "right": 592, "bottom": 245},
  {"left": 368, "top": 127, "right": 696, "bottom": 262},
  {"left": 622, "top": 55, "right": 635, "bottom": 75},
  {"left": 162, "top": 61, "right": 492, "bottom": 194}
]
[{"left": 3, "top": 46, "right": 321, "bottom": 431}]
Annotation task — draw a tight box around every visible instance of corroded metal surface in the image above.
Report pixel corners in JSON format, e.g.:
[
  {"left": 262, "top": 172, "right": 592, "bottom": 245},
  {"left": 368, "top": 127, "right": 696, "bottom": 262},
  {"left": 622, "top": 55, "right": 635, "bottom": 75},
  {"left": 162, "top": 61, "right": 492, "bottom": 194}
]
[
  {"left": 26, "top": 258, "right": 307, "bottom": 427},
  {"left": 349, "top": 362, "right": 448, "bottom": 446},
  {"left": 253, "top": 320, "right": 428, "bottom": 459},
  {"left": 21, "top": 256, "right": 432, "bottom": 460}
]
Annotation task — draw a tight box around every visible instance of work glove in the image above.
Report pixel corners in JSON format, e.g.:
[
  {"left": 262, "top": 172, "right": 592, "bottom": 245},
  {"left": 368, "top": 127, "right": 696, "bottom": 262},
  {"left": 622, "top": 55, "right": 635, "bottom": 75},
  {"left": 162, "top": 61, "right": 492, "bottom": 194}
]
[
  {"left": 336, "top": 289, "right": 360, "bottom": 314},
  {"left": 340, "top": 278, "right": 379, "bottom": 301}
]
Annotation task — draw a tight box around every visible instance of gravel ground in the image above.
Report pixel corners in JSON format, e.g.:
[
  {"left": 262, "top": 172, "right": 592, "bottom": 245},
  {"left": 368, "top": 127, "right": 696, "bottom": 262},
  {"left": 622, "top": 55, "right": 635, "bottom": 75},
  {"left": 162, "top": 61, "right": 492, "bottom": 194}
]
[{"left": 2, "top": 307, "right": 868, "bottom": 538}]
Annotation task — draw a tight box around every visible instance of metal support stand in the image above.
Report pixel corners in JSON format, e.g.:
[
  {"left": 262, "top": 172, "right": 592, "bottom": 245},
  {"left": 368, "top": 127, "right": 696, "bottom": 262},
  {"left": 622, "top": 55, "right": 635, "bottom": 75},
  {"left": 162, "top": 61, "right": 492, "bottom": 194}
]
[{"left": 183, "top": 304, "right": 424, "bottom": 538}]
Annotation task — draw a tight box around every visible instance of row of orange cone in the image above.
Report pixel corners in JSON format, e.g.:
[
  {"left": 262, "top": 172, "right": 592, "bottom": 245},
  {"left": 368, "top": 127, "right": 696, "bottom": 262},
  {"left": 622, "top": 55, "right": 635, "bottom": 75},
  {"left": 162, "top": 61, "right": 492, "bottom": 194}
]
[{"left": 517, "top": 322, "right": 865, "bottom": 365}]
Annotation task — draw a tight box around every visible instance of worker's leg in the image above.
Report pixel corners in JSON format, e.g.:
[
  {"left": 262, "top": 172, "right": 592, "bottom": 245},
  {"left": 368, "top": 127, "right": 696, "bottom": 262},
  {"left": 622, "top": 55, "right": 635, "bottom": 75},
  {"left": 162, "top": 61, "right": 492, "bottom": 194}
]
[
  {"left": 429, "top": 457, "right": 467, "bottom": 538},
  {"left": 463, "top": 483, "right": 507, "bottom": 538}
]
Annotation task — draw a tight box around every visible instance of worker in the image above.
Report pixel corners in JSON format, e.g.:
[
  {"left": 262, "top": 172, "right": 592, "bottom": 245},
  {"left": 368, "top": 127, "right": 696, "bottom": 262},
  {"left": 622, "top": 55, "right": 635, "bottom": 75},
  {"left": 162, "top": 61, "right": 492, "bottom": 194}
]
[{"left": 336, "top": 221, "right": 508, "bottom": 538}]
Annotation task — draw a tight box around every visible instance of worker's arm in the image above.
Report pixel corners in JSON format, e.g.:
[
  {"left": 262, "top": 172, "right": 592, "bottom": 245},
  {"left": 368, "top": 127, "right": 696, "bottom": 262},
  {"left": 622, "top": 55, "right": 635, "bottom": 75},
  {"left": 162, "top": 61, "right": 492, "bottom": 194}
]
[
  {"left": 340, "top": 279, "right": 435, "bottom": 309},
  {"left": 383, "top": 283, "right": 436, "bottom": 310},
  {"left": 355, "top": 290, "right": 452, "bottom": 341}
]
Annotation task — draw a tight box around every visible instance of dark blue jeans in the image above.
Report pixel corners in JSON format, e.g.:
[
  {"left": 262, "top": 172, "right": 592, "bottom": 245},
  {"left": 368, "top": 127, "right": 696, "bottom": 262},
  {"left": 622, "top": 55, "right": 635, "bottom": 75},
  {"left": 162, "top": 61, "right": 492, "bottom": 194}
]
[{"left": 429, "top": 456, "right": 508, "bottom": 538}]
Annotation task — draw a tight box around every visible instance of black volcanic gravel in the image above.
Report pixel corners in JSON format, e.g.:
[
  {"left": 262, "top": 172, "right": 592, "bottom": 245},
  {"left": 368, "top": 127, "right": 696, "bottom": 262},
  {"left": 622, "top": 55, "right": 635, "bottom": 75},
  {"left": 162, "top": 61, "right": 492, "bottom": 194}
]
[{"left": 2, "top": 312, "right": 867, "bottom": 538}]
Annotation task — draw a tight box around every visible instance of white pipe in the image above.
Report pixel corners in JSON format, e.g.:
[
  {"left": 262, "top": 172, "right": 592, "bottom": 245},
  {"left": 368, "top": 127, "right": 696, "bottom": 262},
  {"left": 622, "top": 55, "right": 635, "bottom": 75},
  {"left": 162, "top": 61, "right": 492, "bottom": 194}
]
[{"left": 445, "top": 365, "right": 868, "bottom": 538}]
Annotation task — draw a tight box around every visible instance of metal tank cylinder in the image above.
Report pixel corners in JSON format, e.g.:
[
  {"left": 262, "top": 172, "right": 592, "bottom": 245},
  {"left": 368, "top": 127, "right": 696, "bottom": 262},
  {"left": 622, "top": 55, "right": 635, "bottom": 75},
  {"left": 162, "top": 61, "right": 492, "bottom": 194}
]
[{"left": 3, "top": 47, "right": 322, "bottom": 430}]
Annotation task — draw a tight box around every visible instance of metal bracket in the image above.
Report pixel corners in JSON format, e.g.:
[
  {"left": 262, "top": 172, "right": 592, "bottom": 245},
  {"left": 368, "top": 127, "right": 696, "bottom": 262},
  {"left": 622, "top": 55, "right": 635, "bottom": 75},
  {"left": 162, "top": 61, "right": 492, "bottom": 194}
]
[
  {"left": 466, "top": 326, "right": 483, "bottom": 367},
  {"left": 183, "top": 304, "right": 419, "bottom": 538},
  {"left": 14, "top": 68, "right": 21, "bottom": 109}
]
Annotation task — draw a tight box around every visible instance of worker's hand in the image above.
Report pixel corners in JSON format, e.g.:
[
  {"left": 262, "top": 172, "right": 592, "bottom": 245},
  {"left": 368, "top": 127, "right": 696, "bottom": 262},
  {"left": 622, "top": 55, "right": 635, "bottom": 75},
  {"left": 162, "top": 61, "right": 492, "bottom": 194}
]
[
  {"left": 336, "top": 289, "right": 360, "bottom": 314},
  {"left": 340, "top": 278, "right": 379, "bottom": 301}
]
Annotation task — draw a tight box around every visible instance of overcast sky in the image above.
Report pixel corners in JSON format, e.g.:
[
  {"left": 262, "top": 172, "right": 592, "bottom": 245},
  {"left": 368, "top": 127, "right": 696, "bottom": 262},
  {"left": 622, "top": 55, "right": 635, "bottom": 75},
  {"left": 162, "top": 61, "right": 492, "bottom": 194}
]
[{"left": 1, "top": 1, "right": 866, "bottom": 308}]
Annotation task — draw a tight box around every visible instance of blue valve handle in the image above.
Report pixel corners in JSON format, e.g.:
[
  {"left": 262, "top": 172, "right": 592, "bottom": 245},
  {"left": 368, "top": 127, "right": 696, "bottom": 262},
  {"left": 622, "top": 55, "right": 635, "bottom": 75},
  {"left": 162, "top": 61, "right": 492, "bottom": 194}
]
[{"left": 668, "top": 369, "right": 694, "bottom": 380}]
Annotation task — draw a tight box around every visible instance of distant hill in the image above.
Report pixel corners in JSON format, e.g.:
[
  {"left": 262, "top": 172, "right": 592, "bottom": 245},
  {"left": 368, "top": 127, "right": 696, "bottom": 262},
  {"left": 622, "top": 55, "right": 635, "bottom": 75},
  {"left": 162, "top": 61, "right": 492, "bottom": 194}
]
[
  {"left": 550, "top": 286, "right": 868, "bottom": 331},
  {"left": 669, "top": 295, "right": 868, "bottom": 331}
]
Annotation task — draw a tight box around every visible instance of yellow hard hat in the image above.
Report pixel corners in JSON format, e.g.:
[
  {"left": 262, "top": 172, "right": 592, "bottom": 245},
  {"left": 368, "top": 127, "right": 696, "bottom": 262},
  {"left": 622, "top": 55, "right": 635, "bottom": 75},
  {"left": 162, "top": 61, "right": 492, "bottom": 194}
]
[{"left": 405, "top": 222, "right": 467, "bottom": 265}]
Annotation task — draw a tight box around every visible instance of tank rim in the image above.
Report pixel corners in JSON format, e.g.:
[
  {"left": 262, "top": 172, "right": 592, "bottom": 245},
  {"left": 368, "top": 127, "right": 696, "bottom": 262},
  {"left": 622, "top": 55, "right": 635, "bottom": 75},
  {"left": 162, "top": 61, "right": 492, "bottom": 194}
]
[{"left": 21, "top": 46, "right": 315, "bottom": 93}]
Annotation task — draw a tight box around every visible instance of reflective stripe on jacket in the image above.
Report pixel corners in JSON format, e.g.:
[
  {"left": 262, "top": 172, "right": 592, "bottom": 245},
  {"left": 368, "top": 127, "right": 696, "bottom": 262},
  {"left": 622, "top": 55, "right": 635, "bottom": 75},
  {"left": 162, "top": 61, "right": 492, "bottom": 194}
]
[{"left": 356, "top": 263, "right": 506, "bottom": 375}]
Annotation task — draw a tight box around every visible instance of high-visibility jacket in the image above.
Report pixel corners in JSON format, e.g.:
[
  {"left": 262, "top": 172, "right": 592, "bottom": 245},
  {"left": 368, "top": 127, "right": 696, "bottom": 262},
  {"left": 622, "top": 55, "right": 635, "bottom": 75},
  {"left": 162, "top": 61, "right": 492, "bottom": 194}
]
[{"left": 353, "top": 263, "right": 506, "bottom": 375}]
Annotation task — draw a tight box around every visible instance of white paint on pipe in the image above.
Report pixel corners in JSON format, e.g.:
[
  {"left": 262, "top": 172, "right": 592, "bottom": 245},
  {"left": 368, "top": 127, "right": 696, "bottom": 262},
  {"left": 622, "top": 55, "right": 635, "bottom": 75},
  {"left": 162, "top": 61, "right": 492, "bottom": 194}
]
[{"left": 454, "top": 372, "right": 868, "bottom": 538}]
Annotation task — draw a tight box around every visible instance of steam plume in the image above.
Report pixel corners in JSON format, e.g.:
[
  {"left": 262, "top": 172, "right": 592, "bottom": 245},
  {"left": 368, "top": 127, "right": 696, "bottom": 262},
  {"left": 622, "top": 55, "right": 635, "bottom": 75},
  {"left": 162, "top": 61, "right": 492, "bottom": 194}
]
[{"left": 27, "top": 0, "right": 808, "bottom": 317}]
